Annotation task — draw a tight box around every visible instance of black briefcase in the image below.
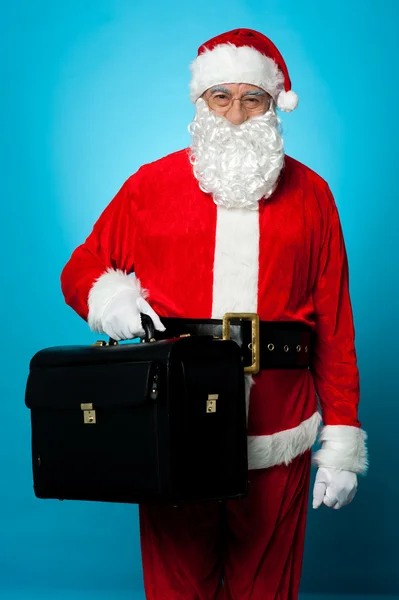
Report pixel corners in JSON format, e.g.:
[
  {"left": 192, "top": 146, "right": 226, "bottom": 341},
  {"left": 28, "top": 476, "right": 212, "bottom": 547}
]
[{"left": 24, "top": 319, "right": 248, "bottom": 505}]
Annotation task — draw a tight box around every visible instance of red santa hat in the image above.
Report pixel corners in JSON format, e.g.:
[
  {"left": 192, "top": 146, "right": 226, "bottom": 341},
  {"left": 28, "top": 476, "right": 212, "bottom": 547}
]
[{"left": 189, "top": 28, "right": 298, "bottom": 112}]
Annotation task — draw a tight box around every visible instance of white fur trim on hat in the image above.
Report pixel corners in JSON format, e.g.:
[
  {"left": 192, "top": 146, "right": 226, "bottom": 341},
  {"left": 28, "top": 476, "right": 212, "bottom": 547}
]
[{"left": 190, "top": 43, "right": 285, "bottom": 103}]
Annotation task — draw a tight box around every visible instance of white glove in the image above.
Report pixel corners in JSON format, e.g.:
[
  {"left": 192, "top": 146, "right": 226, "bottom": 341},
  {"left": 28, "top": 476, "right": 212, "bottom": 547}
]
[
  {"left": 101, "top": 289, "right": 166, "bottom": 341},
  {"left": 312, "top": 467, "right": 358, "bottom": 510}
]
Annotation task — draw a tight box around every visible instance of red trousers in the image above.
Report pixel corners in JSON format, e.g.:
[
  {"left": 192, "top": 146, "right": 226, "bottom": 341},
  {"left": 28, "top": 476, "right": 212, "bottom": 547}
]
[{"left": 139, "top": 451, "right": 311, "bottom": 600}]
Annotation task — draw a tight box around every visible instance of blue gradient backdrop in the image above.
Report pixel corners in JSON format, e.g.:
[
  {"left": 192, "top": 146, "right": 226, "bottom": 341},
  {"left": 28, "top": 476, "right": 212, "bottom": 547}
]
[{"left": 1, "top": 1, "right": 398, "bottom": 598}]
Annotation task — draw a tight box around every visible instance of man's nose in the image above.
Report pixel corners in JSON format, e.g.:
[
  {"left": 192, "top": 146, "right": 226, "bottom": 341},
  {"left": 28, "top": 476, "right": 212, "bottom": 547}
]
[{"left": 224, "top": 99, "right": 247, "bottom": 125}]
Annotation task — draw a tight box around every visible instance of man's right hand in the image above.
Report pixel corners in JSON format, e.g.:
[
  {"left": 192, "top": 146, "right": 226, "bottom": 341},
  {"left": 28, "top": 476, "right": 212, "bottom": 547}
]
[{"left": 101, "top": 289, "right": 166, "bottom": 341}]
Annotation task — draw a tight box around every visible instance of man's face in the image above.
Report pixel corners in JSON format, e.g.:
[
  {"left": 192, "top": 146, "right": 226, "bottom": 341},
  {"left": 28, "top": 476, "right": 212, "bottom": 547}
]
[{"left": 202, "top": 83, "right": 271, "bottom": 125}]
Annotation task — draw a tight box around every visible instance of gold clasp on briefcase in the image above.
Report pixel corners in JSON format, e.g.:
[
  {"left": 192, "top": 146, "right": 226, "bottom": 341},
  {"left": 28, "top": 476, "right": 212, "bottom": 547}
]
[
  {"left": 222, "top": 313, "right": 260, "bottom": 375},
  {"left": 207, "top": 394, "right": 218, "bottom": 413},
  {"left": 81, "top": 403, "right": 96, "bottom": 424}
]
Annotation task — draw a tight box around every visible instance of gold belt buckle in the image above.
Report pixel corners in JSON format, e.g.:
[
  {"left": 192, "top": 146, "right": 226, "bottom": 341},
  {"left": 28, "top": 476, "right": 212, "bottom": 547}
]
[{"left": 222, "top": 313, "right": 260, "bottom": 375}]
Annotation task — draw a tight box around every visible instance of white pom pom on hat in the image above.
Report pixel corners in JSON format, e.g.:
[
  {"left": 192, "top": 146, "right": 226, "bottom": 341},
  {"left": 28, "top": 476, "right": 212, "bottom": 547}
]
[
  {"left": 190, "top": 28, "right": 299, "bottom": 113},
  {"left": 277, "top": 89, "right": 299, "bottom": 112}
]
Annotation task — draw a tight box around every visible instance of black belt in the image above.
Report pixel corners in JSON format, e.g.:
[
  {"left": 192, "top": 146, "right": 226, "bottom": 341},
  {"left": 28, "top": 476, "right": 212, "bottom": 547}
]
[{"left": 155, "top": 313, "right": 313, "bottom": 374}]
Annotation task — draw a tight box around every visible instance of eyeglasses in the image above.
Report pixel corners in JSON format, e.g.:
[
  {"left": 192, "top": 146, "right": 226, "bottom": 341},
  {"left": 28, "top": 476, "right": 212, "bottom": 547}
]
[{"left": 204, "top": 90, "right": 270, "bottom": 113}]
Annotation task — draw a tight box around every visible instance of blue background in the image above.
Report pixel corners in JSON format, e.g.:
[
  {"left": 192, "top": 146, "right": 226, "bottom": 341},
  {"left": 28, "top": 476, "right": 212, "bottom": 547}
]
[{"left": 1, "top": 0, "right": 398, "bottom": 598}]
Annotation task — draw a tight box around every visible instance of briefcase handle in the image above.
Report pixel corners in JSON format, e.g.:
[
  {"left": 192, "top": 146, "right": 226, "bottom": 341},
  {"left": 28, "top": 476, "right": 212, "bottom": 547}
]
[{"left": 108, "top": 313, "right": 156, "bottom": 346}]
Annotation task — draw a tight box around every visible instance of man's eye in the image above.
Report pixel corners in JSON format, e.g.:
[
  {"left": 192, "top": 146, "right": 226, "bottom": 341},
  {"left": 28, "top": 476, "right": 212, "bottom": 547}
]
[{"left": 245, "top": 97, "right": 261, "bottom": 104}]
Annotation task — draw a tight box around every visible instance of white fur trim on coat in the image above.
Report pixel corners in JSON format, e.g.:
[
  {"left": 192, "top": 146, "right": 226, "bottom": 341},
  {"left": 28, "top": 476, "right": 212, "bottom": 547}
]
[
  {"left": 212, "top": 207, "right": 259, "bottom": 317},
  {"left": 248, "top": 411, "right": 322, "bottom": 470},
  {"left": 244, "top": 374, "right": 255, "bottom": 423},
  {"left": 190, "top": 43, "right": 285, "bottom": 103},
  {"left": 87, "top": 268, "right": 146, "bottom": 333},
  {"left": 313, "top": 425, "right": 368, "bottom": 475}
]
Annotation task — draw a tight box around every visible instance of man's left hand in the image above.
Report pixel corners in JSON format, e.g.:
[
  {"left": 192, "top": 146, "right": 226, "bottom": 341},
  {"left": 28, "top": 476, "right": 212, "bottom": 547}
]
[{"left": 312, "top": 467, "right": 358, "bottom": 510}]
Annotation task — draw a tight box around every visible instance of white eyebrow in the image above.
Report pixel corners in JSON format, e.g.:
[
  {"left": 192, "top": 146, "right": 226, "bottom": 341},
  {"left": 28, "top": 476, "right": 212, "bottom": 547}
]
[
  {"left": 242, "top": 90, "right": 266, "bottom": 97},
  {"left": 209, "top": 86, "right": 266, "bottom": 97},
  {"left": 209, "top": 86, "right": 231, "bottom": 94}
]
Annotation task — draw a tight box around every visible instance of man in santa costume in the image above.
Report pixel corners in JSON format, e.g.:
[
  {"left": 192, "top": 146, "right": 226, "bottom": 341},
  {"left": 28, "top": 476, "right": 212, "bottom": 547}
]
[{"left": 61, "top": 28, "right": 368, "bottom": 600}]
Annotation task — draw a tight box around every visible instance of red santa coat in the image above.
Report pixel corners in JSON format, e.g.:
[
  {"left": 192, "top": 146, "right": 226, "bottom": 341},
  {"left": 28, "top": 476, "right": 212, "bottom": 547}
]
[{"left": 61, "top": 149, "right": 367, "bottom": 473}]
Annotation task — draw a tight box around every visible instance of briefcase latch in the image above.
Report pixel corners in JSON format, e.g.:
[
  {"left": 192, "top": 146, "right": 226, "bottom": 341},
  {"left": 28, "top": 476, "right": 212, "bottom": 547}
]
[
  {"left": 207, "top": 394, "right": 218, "bottom": 413},
  {"left": 81, "top": 403, "right": 96, "bottom": 424}
]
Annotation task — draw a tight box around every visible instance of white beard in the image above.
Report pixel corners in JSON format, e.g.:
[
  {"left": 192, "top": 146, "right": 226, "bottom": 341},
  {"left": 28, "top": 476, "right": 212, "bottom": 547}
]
[
  {"left": 188, "top": 98, "right": 284, "bottom": 210},
  {"left": 188, "top": 98, "right": 285, "bottom": 210}
]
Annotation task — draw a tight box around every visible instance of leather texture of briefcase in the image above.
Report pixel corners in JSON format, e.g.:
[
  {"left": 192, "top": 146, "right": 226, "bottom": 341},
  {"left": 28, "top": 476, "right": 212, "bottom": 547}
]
[{"left": 24, "top": 322, "right": 248, "bottom": 505}]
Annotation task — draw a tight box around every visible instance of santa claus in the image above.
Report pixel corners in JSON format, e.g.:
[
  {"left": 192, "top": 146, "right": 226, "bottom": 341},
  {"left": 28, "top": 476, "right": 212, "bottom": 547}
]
[{"left": 61, "top": 28, "right": 368, "bottom": 600}]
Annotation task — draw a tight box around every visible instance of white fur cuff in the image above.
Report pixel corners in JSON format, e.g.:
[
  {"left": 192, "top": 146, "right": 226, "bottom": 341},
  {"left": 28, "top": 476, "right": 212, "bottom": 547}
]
[
  {"left": 87, "top": 268, "right": 146, "bottom": 333},
  {"left": 313, "top": 425, "right": 368, "bottom": 475}
]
